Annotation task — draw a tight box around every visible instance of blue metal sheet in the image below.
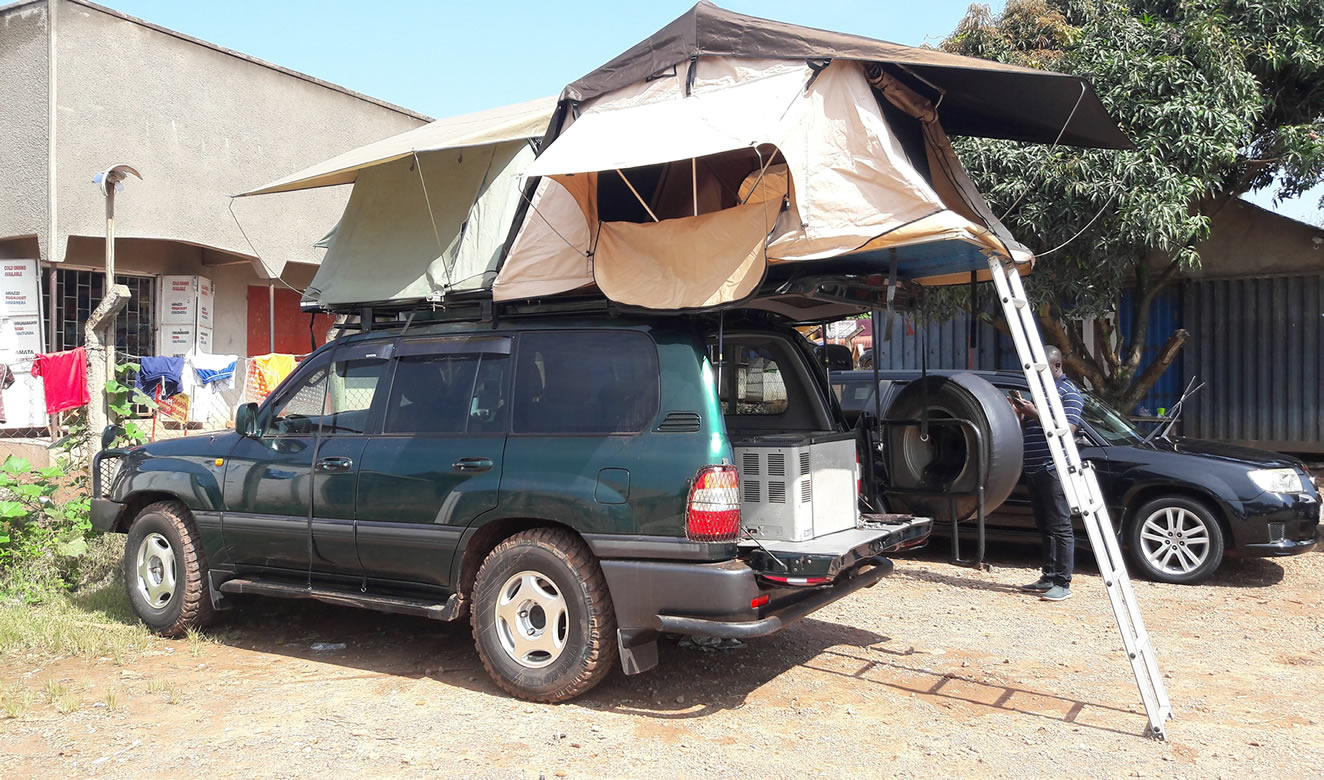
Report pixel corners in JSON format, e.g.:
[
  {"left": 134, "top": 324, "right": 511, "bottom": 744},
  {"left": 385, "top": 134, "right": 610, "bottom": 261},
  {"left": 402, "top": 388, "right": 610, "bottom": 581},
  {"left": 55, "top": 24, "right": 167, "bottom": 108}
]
[
  {"left": 1118, "top": 287, "right": 1184, "bottom": 416},
  {"left": 1181, "top": 275, "right": 1323, "bottom": 452}
]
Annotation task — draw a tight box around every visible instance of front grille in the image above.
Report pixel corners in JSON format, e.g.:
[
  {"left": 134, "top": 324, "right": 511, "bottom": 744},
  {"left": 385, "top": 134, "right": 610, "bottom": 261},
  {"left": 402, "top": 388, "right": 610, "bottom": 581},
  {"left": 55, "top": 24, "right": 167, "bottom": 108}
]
[{"left": 94, "top": 452, "right": 124, "bottom": 498}]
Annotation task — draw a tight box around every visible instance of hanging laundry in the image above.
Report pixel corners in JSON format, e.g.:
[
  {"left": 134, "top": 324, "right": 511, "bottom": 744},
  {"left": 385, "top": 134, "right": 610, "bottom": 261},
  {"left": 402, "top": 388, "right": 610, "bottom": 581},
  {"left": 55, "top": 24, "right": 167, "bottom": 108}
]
[
  {"left": 32, "top": 347, "right": 90, "bottom": 415},
  {"left": 183, "top": 351, "right": 239, "bottom": 425},
  {"left": 136, "top": 356, "right": 186, "bottom": 399},
  {"left": 248, "top": 353, "right": 297, "bottom": 403},
  {"left": 0, "top": 363, "right": 14, "bottom": 424}
]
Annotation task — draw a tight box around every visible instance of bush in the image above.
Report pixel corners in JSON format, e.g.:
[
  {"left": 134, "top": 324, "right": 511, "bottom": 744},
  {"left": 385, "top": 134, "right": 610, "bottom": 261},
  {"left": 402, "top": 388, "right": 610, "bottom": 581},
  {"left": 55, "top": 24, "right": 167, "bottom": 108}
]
[{"left": 0, "top": 454, "right": 99, "bottom": 603}]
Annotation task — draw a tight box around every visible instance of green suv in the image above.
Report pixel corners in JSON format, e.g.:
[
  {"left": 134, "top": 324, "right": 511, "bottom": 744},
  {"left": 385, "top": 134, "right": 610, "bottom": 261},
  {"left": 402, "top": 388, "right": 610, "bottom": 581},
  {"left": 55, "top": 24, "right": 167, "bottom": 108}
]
[{"left": 92, "top": 312, "right": 929, "bottom": 701}]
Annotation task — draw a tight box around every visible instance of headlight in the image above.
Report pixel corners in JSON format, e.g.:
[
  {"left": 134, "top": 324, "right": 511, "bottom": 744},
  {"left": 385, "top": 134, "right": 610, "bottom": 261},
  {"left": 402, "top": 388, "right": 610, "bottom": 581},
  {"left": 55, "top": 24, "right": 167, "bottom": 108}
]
[{"left": 1248, "top": 468, "right": 1307, "bottom": 495}]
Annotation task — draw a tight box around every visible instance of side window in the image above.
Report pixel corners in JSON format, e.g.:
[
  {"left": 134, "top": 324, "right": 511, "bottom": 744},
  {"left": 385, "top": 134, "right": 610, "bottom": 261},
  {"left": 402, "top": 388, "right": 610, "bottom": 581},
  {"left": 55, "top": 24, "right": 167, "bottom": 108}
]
[
  {"left": 723, "top": 345, "right": 789, "bottom": 416},
  {"left": 264, "top": 359, "right": 330, "bottom": 436},
  {"left": 323, "top": 357, "right": 387, "bottom": 435},
  {"left": 513, "top": 331, "right": 659, "bottom": 434},
  {"left": 384, "top": 353, "right": 510, "bottom": 434}
]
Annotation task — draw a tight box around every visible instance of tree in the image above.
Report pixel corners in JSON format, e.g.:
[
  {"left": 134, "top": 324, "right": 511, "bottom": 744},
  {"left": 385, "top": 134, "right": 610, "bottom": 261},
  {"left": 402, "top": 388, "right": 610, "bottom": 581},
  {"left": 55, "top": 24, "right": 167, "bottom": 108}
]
[{"left": 939, "top": 0, "right": 1324, "bottom": 410}]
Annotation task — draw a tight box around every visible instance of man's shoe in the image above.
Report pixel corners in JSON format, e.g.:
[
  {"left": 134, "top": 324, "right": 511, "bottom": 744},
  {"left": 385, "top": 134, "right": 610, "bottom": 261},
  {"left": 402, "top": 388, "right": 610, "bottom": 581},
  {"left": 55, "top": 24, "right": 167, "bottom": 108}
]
[
  {"left": 1019, "top": 577, "right": 1053, "bottom": 593},
  {"left": 1040, "top": 585, "right": 1072, "bottom": 602}
]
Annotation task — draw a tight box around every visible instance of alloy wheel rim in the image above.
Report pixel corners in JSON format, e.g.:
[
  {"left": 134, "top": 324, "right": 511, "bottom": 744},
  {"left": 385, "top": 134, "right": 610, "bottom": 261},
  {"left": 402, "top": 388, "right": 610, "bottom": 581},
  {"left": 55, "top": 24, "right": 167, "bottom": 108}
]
[
  {"left": 494, "top": 571, "right": 568, "bottom": 669},
  {"left": 135, "top": 532, "right": 178, "bottom": 611},
  {"left": 1139, "top": 506, "right": 1211, "bottom": 575}
]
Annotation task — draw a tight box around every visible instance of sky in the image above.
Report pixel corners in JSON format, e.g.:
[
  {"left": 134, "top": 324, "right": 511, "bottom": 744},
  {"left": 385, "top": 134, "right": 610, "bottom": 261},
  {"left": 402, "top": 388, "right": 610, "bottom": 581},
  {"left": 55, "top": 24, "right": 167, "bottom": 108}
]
[{"left": 105, "top": 0, "right": 1322, "bottom": 226}]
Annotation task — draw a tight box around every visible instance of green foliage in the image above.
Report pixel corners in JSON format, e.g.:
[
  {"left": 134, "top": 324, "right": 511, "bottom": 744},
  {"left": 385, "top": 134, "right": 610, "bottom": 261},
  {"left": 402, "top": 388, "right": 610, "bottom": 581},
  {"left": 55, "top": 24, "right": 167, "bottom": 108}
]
[
  {"left": 0, "top": 455, "right": 94, "bottom": 602},
  {"left": 940, "top": 0, "right": 1324, "bottom": 407},
  {"left": 0, "top": 361, "right": 151, "bottom": 602}
]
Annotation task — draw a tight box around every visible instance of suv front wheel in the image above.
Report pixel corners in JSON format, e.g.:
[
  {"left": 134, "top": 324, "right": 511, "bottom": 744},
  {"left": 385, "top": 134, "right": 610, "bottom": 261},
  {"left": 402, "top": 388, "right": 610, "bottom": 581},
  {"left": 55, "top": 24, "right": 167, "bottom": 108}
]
[
  {"left": 470, "top": 528, "right": 618, "bottom": 702},
  {"left": 124, "top": 500, "right": 216, "bottom": 636}
]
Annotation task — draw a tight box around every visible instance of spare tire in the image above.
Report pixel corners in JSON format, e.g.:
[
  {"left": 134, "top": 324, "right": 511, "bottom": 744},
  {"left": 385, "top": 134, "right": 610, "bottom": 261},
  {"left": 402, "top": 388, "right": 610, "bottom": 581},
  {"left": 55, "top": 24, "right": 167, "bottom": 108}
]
[{"left": 881, "top": 373, "right": 1023, "bottom": 526}]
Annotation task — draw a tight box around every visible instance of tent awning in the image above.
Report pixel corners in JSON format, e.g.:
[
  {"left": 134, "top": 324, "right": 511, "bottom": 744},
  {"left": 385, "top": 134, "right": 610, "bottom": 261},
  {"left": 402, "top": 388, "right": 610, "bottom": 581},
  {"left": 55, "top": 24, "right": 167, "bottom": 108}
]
[
  {"left": 560, "top": 1, "right": 1131, "bottom": 150},
  {"left": 237, "top": 96, "right": 557, "bottom": 196}
]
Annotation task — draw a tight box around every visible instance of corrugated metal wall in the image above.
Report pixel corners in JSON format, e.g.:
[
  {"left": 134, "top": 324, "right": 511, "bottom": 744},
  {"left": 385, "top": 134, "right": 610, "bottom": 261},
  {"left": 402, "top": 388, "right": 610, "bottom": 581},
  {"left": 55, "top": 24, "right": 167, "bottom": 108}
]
[
  {"left": 867, "top": 311, "right": 1011, "bottom": 371},
  {"left": 1182, "top": 275, "right": 1324, "bottom": 452},
  {"left": 1118, "top": 286, "right": 1185, "bottom": 415}
]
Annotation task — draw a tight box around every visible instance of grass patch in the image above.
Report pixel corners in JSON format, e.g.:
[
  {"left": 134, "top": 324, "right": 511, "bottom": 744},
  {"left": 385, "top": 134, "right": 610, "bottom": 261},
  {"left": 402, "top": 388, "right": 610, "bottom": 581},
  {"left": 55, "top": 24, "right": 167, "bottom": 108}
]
[
  {"left": 2, "top": 684, "right": 32, "bottom": 718},
  {"left": 0, "top": 580, "right": 152, "bottom": 659},
  {"left": 103, "top": 686, "right": 119, "bottom": 712}
]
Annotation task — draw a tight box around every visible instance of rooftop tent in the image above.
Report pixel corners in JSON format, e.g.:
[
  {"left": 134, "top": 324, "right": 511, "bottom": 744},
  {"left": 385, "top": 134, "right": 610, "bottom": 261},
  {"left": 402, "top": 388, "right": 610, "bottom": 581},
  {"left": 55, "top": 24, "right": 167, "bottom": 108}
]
[
  {"left": 237, "top": 96, "right": 557, "bottom": 308},
  {"left": 492, "top": 2, "right": 1130, "bottom": 310}
]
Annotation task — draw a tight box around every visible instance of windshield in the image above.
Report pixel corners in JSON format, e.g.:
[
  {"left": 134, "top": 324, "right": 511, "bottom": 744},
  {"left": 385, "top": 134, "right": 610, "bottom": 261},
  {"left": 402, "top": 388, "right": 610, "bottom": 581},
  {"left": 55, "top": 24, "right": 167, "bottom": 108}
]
[{"left": 1081, "top": 392, "right": 1144, "bottom": 445}]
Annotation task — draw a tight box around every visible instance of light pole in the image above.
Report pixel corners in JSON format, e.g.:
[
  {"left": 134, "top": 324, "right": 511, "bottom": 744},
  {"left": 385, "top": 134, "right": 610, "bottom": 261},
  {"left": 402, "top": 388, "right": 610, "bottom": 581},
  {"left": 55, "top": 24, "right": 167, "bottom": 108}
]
[{"left": 85, "top": 164, "right": 140, "bottom": 456}]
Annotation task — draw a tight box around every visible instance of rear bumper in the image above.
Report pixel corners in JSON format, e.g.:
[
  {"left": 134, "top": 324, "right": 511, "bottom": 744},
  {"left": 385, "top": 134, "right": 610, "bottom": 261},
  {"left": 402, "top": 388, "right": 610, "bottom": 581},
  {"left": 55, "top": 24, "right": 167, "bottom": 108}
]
[
  {"left": 655, "top": 557, "right": 893, "bottom": 639},
  {"left": 600, "top": 553, "right": 893, "bottom": 639}
]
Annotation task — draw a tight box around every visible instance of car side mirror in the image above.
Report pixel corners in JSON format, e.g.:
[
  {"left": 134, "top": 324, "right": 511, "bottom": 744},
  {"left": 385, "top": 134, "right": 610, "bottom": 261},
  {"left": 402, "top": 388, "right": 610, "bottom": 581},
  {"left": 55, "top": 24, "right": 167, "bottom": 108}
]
[
  {"left": 235, "top": 403, "right": 260, "bottom": 438},
  {"left": 100, "top": 424, "right": 125, "bottom": 451}
]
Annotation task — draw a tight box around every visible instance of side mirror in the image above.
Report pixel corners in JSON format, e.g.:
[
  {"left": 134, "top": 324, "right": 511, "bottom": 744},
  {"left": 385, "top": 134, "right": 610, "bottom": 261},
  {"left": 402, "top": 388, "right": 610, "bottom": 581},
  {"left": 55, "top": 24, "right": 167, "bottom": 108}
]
[
  {"left": 100, "top": 424, "right": 125, "bottom": 451},
  {"left": 235, "top": 403, "right": 260, "bottom": 438}
]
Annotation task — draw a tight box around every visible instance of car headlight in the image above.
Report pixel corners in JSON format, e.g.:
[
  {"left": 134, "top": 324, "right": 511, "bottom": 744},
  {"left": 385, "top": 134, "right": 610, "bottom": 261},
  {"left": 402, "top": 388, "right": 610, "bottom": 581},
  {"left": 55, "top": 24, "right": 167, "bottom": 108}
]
[{"left": 1248, "top": 468, "right": 1308, "bottom": 495}]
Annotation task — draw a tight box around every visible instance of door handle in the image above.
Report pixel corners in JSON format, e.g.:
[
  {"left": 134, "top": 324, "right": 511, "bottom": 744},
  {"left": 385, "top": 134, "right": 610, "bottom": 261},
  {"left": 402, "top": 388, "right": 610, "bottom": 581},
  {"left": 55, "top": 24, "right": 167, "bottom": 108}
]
[
  {"left": 315, "top": 456, "right": 353, "bottom": 473},
  {"left": 452, "top": 457, "right": 494, "bottom": 473}
]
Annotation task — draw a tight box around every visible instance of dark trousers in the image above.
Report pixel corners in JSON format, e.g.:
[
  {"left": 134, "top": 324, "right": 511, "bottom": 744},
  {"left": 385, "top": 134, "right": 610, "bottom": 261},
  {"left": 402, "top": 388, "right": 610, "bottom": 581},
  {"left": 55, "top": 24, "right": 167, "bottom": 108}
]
[{"left": 1027, "top": 468, "right": 1074, "bottom": 586}]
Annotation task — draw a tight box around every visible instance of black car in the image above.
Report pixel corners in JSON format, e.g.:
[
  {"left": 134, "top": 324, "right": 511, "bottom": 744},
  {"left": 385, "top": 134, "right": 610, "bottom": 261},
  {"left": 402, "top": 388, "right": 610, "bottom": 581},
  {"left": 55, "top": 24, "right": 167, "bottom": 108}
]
[{"left": 832, "top": 370, "right": 1321, "bottom": 584}]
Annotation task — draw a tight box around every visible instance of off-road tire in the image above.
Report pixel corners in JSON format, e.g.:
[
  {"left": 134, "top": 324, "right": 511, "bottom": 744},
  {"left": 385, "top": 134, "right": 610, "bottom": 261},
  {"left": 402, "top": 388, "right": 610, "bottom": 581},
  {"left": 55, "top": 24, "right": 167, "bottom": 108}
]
[
  {"left": 123, "top": 500, "right": 216, "bottom": 636},
  {"left": 470, "top": 528, "right": 618, "bottom": 702}
]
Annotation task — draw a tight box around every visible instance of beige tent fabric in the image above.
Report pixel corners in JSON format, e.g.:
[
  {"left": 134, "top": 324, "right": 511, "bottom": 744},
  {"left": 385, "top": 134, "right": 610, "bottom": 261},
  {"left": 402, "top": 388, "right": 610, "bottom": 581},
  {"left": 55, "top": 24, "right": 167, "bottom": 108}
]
[
  {"left": 491, "top": 178, "right": 594, "bottom": 301},
  {"left": 239, "top": 97, "right": 555, "bottom": 196},
  {"left": 525, "top": 59, "right": 808, "bottom": 178},
  {"left": 594, "top": 201, "right": 773, "bottom": 309},
  {"left": 498, "top": 56, "right": 1028, "bottom": 307}
]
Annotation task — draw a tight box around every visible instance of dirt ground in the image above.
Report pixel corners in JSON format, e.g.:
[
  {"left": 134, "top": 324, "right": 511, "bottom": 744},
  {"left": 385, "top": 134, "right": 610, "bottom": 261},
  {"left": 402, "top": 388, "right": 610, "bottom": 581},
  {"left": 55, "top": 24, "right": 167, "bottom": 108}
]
[{"left": 2, "top": 540, "right": 1322, "bottom": 779}]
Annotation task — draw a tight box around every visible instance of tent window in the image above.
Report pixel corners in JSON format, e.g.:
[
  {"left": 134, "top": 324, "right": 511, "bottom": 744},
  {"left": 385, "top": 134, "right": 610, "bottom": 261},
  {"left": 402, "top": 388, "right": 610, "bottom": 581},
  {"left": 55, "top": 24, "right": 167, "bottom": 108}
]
[{"left": 595, "top": 147, "right": 783, "bottom": 224}]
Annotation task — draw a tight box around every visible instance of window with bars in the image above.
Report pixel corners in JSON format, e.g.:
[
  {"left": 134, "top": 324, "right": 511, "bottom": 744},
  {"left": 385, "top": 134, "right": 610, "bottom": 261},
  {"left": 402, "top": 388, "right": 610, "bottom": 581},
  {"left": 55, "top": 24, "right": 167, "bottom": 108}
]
[
  {"left": 41, "top": 269, "right": 156, "bottom": 355},
  {"left": 41, "top": 269, "right": 157, "bottom": 415}
]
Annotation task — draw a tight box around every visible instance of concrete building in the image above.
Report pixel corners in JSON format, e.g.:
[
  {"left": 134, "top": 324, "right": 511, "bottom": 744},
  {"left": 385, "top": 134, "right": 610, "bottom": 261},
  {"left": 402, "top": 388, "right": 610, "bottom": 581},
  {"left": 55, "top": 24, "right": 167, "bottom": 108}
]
[{"left": 0, "top": 0, "right": 428, "bottom": 431}]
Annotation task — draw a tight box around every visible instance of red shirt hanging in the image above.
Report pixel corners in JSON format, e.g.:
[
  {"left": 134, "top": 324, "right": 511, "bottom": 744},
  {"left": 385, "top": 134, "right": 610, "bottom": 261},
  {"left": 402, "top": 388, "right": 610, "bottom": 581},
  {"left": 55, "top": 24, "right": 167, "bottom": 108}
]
[{"left": 32, "top": 347, "right": 90, "bottom": 415}]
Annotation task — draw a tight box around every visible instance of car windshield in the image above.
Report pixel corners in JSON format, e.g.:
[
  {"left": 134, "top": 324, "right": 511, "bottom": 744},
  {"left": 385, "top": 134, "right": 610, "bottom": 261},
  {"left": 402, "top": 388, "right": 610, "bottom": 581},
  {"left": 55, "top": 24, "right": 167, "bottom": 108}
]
[{"left": 1081, "top": 392, "right": 1144, "bottom": 445}]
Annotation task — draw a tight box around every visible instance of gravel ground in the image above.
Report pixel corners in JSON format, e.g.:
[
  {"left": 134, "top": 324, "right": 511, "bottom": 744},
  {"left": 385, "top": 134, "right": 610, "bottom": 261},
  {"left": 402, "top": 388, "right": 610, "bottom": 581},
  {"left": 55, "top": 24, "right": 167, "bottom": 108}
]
[{"left": 2, "top": 541, "right": 1321, "bottom": 778}]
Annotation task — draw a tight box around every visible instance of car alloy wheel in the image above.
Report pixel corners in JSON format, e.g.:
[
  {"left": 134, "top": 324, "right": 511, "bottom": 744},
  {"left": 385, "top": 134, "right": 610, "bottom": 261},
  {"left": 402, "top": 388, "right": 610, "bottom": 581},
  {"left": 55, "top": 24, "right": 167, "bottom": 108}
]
[
  {"left": 135, "top": 532, "right": 178, "bottom": 611},
  {"left": 1138, "top": 506, "right": 1212, "bottom": 577},
  {"left": 494, "top": 570, "right": 569, "bottom": 669}
]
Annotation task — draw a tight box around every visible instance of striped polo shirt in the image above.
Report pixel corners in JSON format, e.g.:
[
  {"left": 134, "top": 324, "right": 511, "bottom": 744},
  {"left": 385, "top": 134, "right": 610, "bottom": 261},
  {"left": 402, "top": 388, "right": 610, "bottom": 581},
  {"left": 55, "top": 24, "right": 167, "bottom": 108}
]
[{"left": 1022, "top": 376, "right": 1084, "bottom": 474}]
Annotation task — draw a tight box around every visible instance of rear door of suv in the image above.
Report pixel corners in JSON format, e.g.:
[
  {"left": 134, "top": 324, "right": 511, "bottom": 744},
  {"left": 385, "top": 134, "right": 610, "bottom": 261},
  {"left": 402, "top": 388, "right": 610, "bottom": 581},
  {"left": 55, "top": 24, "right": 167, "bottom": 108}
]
[{"left": 354, "top": 336, "right": 513, "bottom": 590}]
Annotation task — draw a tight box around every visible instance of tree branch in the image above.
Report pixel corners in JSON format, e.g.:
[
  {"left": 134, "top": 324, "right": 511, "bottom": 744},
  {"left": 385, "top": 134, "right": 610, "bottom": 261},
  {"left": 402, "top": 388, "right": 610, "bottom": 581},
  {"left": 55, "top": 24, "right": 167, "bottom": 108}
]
[{"left": 1122, "top": 328, "right": 1190, "bottom": 411}]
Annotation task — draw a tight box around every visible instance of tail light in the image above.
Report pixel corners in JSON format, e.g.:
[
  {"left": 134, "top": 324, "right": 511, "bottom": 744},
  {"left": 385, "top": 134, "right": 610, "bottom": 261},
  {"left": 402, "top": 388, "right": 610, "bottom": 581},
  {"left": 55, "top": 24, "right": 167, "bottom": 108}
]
[
  {"left": 687, "top": 465, "right": 740, "bottom": 542},
  {"left": 856, "top": 450, "right": 862, "bottom": 497}
]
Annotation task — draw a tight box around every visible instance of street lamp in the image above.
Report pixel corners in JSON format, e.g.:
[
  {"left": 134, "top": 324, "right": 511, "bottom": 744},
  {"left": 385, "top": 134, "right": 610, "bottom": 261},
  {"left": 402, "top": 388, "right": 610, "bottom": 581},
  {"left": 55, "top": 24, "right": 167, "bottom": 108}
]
[
  {"left": 84, "top": 164, "right": 141, "bottom": 454},
  {"left": 93, "top": 163, "right": 142, "bottom": 287}
]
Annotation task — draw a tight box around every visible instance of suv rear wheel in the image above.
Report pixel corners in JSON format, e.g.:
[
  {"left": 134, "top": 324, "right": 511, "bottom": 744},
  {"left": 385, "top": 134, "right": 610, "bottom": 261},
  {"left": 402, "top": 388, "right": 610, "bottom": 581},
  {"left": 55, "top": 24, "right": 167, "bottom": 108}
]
[
  {"left": 470, "top": 528, "right": 618, "bottom": 702},
  {"left": 124, "top": 500, "right": 215, "bottom": 636}
]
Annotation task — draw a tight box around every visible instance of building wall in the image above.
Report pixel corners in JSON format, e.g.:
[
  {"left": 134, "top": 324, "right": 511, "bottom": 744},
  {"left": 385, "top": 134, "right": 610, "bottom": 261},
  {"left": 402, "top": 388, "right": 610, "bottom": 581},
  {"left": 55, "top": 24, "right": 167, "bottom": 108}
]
[
  {"left": 1189, "top": 200, "right": 1324, "bottom": 279},
  {"left": 0, "top": 1, "right": 50, "bottom": 253},
  {"left": 57, "top": 237, "right": 322, "bottom": 356},
  {"left": 50, "top": 0, "right": 427, "bottom": 276}
]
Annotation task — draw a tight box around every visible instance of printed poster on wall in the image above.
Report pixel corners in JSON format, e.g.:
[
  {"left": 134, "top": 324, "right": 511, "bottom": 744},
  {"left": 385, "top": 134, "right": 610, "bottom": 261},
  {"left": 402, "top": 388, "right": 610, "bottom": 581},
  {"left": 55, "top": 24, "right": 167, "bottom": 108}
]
[
  {"left": 0, "top": 259, "right": 40, "bottom": 316},
  {"left": 0, "top": 313, "right": 48, "bottom": 429}
]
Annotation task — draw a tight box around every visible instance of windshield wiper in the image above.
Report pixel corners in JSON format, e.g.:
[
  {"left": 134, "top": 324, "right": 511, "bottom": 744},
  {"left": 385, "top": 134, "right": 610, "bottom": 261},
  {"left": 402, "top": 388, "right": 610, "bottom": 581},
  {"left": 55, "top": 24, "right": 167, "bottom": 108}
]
[{"left": 1143, "top": 377, "right": 1204, "bottom": 444}]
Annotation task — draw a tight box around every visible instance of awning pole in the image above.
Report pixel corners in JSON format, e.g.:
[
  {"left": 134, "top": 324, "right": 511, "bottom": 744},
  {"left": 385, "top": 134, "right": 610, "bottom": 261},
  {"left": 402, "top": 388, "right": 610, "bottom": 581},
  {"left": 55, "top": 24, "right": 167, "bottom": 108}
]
[
  {"left": 615, "top": 169, "right": 660, "bottom": 222},
  {"left": 268, "top": 282, "right": 275, "bottom": 354},
  {"left": 691, "top": 158, "right": 698, "bottom": 217}
]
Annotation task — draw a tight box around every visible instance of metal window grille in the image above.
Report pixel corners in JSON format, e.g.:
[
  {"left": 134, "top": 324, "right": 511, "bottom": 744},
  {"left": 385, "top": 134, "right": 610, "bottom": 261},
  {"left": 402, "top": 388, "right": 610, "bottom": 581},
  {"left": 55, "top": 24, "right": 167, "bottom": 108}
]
[{"left": 41, "top": 268, "right": 156, "bottom": 415}]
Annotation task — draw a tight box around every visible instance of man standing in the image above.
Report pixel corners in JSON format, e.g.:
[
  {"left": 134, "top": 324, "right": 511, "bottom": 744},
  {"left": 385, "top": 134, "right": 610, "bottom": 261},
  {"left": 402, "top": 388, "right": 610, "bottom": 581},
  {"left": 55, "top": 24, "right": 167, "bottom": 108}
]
[{"left": 1009, "top": 346, "right": 1084, "bottom": 602}]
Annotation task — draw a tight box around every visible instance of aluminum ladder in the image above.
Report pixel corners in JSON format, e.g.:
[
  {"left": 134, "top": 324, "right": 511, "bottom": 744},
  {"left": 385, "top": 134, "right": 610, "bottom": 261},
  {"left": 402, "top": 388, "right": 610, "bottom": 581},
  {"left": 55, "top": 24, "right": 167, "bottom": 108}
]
[{"left": 987, "top": 256, "right": 1174, "bottom": 740}]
